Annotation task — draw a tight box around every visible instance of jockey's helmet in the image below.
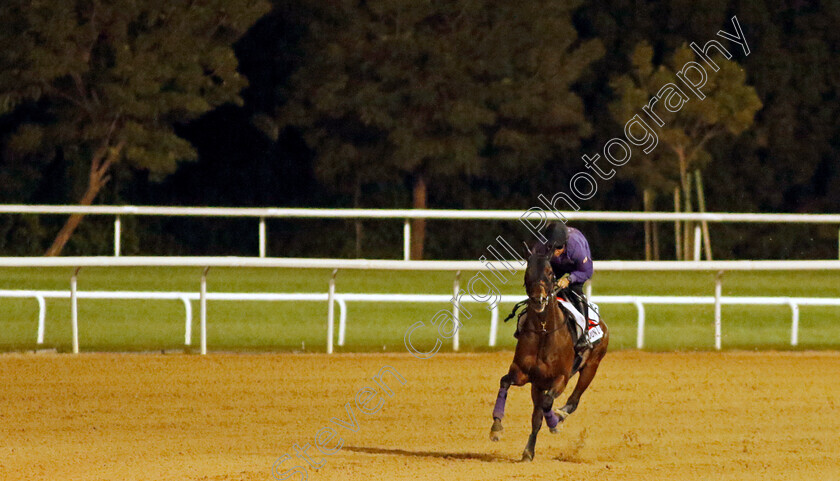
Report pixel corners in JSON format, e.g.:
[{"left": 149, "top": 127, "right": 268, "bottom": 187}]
[{"left": 542, "top": 222, "right": 568, "bottom": 250}]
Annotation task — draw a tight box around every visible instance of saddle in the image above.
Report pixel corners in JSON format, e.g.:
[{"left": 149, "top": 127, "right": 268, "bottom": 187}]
[
  {"left": 556, "top": 295, "right": 585, "bottom": 334},
  {"left": 559, "top": 296, "right": 605, "bottom": 349}
]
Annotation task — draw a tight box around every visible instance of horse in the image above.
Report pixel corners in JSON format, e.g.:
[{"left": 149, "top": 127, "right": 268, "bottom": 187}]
[{"left": 489, "top": 247, "right": 609, "bottom": 461}]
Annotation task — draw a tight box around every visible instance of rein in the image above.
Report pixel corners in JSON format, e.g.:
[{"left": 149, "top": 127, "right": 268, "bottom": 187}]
[
  {"left": 505, "top": 284, "right": 566, "bottom": 336},
  {"left": 502, "top": 286, "right": 560, "bottom": 322},
  {"left": 503, "top": 285, "right": 563, "bottom": 324},
  {"left": 503, "top": 300, "right": 528, "bottom": 323}
]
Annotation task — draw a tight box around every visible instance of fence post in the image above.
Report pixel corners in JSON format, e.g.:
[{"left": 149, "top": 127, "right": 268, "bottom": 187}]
[
  {"left": 71, "top": 267, "right": 81, "bottom": 354},
  {"left": 36, "top": 295, "right": 46, "bottom": 345},
  {"left": 181, "top": 296, "right": 192, "bottom": 346},
  {"left": 789, "top": 301, "right": 800, "bottom": 346},
  {"left": 403, "top": 219, "right": 411, "bottom": 261},
  {"left": 114, "top": 215, "right": 121, "bottom": 257},
  {"left": 489, "top": 303, "right": 498, "bottom": 347},
  {"left": 337, "top": 298, "right": 347, "bottom": 346},
  {"left": 259, "top": 217, "right": 267, "bottom": 258},
  {"left": 635, "top": 300, "right": 645, "bottom": 349},
  {"left": 452, "top": 271, "right": 460, "bottom": 352},
  {"left": 327, "top": 269, "right": 337, "bottom": 354},
  {"left": 714, "top": 271, "right": 723, "bottom": 350},
  {"left": 200, "top": 267, "right": 209, "bottom": 355}
]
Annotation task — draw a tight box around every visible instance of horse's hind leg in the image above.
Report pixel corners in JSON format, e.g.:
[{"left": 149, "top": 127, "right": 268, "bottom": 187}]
[
  {"left": 521, "top": 384, "right": 544, "bottom": 461},
  {"left": 557, "top": 350, "right": 605, "bottom": 421},
  {"left": 490, "top": 365, "right": 527, "bottom": 442}
]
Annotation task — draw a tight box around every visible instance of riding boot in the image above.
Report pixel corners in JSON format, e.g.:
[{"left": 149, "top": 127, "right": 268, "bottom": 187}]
[
  {"left": 575, "top": 296, "right": 589, "bottom": 324},
  {"left": 575, "top": 323, "right": 592, "bottom": 351},
  {"left": 571, "top": 288, "right": 592, "bottom": 351}
]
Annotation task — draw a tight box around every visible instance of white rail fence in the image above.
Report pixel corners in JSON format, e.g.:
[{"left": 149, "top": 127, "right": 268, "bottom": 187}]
[
  {"left": 8, "top": 289, "right": 840, "bottom": 353},
  {"left": 1, "top": 257, "right": 838, "bottom": 354},
  {"left": 1, "top": 205, "right": 839, "bottom": 259}
]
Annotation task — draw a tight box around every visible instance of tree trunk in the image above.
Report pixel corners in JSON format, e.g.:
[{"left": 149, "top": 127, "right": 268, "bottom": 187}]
[
  {"left": 44, "top": 141, "right": 124, "bottom": 257},
  {"left": 644, "top": 189, "right": 660, "bottom": 260},
  {"left": 410, "top": 174, "right": 427, "bottom": 260},
  {"left": 695, "top": 170, "right": 713, "bottom": 260},
  {"left": 353, "top": 175, "right": 363, "bottom": 258},
  {"left": 652, "top": 211, "right": 660, "bottom": 260},
  {"left": 674, "top": 187, "right": 682, "bottom": 261},
  {"left": 677, "top": 148, "right": 694, "bottom": 260},
  {"left": 643, "top": 189, "right": 653, "bottom": 261},
  {"left": 683, "top": 178, "right": 693, "bottom": 260}
]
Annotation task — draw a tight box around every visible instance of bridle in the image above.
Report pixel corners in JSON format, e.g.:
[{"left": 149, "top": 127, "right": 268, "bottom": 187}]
[
  {"left": 528, "top": 291, "right": 550, "bottom": 313},
  {"left": 524, "top": 272, "right": 565, "bottom": 335},
  {"left": 526, "top": 256, "right": 556, "bottom": 315},
  {"left": 513, "top": 250, "right": 566, "bottom": 335}
]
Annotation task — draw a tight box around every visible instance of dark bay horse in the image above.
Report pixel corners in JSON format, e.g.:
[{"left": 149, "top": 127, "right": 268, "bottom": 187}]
[{"left": 489, "top": 249, "right": 609, "bottom": 461}]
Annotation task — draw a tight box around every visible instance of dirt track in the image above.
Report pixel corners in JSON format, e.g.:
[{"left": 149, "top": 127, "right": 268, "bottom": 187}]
[{"left": 1, "top": 350, "right": 839, "bottom": 480}]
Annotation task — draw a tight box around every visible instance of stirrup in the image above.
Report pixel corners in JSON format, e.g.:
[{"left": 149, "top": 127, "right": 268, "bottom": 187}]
[{"left": 575, "top": 331, "right": 592, "bottom": 351}]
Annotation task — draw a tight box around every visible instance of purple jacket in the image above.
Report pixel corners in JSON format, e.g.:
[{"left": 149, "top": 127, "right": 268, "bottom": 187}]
[{"left": 549, "top": 227, "right": 593, "bottom": 284}]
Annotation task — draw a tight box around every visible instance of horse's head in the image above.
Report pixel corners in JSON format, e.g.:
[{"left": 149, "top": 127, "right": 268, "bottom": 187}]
[{"left": 524, "top": 246, "right": 555, "bottom": 314}]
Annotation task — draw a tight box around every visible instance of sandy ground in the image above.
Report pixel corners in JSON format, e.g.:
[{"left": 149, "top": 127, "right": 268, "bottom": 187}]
[{"left": 1, "top": 350, "right": 839, "bottom": 481}]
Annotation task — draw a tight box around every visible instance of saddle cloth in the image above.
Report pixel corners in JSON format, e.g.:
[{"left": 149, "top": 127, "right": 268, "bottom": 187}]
[{"left": 557, "top": 297, "right": 603, "bottom": 342}]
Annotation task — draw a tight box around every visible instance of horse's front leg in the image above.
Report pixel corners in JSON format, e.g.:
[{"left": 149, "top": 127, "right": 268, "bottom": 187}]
[
  {"left": 521, "top": 384, "right": 544, "bottom": 461},
  {"left": 490, "top": 364, "right": 528, "bottom": 442},
  {"left": 541, "top": 387, "right": 562, "bottom": 434},
  {"left": 544, "top": 374, "right": 570, "bottom": 429}
]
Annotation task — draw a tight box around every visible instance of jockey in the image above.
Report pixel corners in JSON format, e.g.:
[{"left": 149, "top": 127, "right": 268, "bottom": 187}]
[
  {"left": 513, "top": 223, "right": 592, "bottom": 350},
  {"left": 542, "top": 222, "right": 594, "bottom": 350},
  {"left": 513, "top": 222, "right": 595, "bottom": 349}
]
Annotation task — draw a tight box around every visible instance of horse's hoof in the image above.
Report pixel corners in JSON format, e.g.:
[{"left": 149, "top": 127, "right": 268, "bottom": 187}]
[
  {"left": 554, "top": 408, "right": 570, "bottom": 422},
  {"left": 550, "top": 426, "right": 559, "bottom": 434},
  {"left": 489, "top": 419, "right": 503, "bottom": 442},
  {"left": 521, "top": 450, "right": 534, "bottom": 462}
]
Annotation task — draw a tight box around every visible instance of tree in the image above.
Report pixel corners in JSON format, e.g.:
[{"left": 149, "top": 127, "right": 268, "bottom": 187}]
[
  {"left": 0, "top": 0, "right": 269, "bottom": 255},
  {"left": 279, "top": 0, "right": 602, "bottom": 259},
  {"left": 609, "top": 42, "right": 761, "bottom": 258},
  {"left": 573, "top": 0, "right": 840, "bottom": 259}
]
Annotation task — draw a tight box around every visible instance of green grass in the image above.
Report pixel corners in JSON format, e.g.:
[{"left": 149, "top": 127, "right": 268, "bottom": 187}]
[{"left": 0, "top": 267, "right": 837, "bottom": 352}]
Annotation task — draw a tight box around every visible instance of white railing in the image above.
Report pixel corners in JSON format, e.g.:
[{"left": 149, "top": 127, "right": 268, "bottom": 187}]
[
  {"left": 1, "top": 257, "right": 838, "bottom": 354},
  {"left": 331, "top": 293, "right": 840, "bottom": 351},
  {"left": 0, "top": 288, "right": 344, "bottom": 352},
  {"left": 2, "top": 205, "right": 839, "bottom": 259},
  {"left": 6, "top": 288, "right": 839, "bottom": 354}
]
